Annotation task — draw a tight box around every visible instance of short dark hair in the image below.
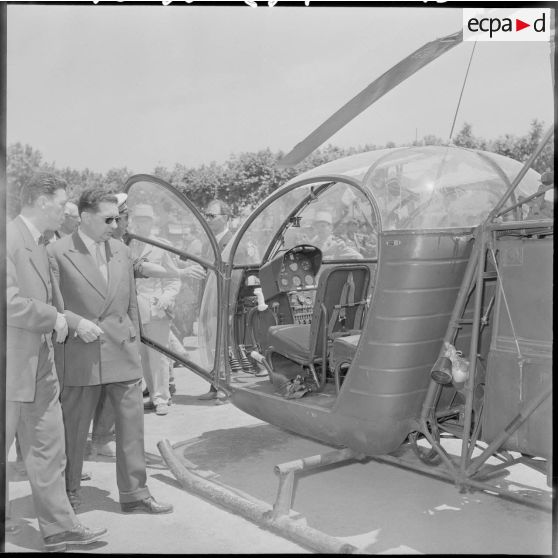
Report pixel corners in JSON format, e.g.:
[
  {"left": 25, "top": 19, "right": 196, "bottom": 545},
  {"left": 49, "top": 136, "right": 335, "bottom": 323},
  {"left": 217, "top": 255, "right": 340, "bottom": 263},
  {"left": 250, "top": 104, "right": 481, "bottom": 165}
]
[
  {"left": 78, "top": 188, "right": 118, "bottom": 215},
  {"left": 207, "top": 199, "right": 232, "bottom": 218},
  {"left": 20, "top": 172, "right": 68, "bottom": 208}
]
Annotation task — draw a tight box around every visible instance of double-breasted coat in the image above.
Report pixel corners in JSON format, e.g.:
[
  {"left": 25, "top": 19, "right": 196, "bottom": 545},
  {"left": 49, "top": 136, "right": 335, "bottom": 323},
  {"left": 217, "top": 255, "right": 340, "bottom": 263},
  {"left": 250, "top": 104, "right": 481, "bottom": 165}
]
[
  {"left": 48, "top": 231, "right": 150, "bottom": 502},
  {"left": 48, "top": 232, "right": 142, "bottom": 386}
]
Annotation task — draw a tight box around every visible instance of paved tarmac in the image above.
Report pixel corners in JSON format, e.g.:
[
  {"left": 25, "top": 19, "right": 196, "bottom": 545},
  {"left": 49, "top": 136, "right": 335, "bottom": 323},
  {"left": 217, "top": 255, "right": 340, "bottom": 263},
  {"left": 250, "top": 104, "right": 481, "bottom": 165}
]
[{"left": 5, "top": 366, "right": 554, "bottom": 554}]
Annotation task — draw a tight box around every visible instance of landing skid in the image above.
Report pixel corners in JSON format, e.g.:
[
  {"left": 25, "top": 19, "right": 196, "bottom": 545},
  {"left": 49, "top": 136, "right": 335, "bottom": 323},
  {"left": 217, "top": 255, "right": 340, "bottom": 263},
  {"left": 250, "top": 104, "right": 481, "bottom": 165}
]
[
  {"left": 158, "top": 435, "right": 551, "bottom": 553},
  {"left": 158, "top": 439, "right": 359, "bottom": 554}
]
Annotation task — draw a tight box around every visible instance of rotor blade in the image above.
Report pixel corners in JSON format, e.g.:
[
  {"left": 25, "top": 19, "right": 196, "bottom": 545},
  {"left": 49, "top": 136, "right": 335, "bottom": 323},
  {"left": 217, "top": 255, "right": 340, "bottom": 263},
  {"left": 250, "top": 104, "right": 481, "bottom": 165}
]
[{"left": 278, "top": 29, "right": 463, "bottom": 168}]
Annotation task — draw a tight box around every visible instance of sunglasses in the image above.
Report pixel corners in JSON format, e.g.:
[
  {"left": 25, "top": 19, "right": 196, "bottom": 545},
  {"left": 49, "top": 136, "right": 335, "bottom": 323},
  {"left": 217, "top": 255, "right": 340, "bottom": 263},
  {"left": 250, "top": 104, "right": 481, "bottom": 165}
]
[
  {"left": 104, "top": 216, "right": 121, "bottom": 224},
  {"left": 204, "top": 213, "right": 227, "bottom": 220}
]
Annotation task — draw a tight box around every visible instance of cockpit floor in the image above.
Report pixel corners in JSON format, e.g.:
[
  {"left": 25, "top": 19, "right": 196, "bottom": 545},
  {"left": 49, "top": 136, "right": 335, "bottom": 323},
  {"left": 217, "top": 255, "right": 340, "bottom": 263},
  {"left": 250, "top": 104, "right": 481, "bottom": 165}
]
[{"left": 230, "top": 372, "right": 338, "bottom": 410}]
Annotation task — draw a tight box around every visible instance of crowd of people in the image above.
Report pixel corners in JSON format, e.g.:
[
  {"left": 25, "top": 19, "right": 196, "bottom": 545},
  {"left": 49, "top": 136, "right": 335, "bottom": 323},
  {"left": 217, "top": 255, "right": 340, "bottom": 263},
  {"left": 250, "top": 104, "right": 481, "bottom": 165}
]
[{"left": 5, "top": 172, "right": 232, "bottom": 551}]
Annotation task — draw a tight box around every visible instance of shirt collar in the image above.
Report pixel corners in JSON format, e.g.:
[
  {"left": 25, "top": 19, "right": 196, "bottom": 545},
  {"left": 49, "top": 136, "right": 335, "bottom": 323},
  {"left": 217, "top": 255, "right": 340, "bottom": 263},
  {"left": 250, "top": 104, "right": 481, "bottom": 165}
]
[
  {"left": 78, "top": 227, "right": 103, "bottom": 256},
  {"left": 18, "top": 214, "right": 43, "bottom": 245}
]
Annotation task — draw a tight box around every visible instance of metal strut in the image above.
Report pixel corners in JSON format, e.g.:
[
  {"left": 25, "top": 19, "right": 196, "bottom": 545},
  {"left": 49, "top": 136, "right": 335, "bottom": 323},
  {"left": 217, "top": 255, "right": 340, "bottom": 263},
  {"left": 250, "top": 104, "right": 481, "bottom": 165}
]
[
  {"left": 415, "top": 123, "right": 554, "bottom": 508},
  {"left": 416, "top": 224, "right": 552, "bottom": 509},
  {"left": 271, "top": 448, "right": 366, "bottom": 519}
]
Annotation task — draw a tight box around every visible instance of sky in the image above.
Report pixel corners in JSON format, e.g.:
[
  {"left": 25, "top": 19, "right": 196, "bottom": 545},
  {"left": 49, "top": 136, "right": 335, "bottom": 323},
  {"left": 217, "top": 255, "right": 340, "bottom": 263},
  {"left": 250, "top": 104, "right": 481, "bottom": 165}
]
[{"left": 6, "top": 3, "right": 555, "bottom": 174}]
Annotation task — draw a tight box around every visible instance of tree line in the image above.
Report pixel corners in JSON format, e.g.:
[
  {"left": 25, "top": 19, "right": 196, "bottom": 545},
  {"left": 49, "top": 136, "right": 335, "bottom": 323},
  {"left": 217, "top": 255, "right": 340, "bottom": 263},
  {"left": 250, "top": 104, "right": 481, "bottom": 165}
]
[{"left": 7, "top": 119, "right": 553, "bottom": 220}]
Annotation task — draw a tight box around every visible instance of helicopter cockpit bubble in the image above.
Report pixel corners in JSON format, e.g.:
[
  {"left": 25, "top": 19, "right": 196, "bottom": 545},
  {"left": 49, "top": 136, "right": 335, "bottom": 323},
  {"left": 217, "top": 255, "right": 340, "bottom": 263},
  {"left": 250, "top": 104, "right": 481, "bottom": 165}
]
[
  {"left": 196, "top": 146, "right": 543, "bottom": 380},
  {"left": 362, "top": 145, "right": 541, "bottom": 230}
]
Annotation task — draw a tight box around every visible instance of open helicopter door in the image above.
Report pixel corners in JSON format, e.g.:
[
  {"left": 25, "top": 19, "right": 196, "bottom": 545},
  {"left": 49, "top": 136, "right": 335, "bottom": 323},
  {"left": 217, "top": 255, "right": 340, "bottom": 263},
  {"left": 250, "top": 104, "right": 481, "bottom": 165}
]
[{"left": 124, "top": 174, "right": 226, "bottom": 391}]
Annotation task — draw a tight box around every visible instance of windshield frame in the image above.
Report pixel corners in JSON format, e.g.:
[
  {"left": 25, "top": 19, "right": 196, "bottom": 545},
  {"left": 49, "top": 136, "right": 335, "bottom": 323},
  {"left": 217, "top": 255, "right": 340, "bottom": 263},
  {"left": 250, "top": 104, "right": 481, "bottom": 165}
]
[
  {"left": 226, "top": 173, "right": 382, "bottom": 270},
  {"left": 124, "top": 173, "right": 225, "bottom": 385}
]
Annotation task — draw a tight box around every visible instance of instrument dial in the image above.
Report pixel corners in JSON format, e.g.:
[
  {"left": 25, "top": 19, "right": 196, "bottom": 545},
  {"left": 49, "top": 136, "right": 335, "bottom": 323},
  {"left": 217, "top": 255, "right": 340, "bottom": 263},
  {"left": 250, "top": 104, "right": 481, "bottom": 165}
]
[
  {"left": 292, "top": 276, "right": 301, "bottom": 287},
  {"left": 301, "top": 260, "right": 311, "bottom": 271},
  {"left": 289, "top": 262, "right": 298, "bottom": 272},
  {"left": 304, "top": 274, "right": 314, "bottom": 285}
]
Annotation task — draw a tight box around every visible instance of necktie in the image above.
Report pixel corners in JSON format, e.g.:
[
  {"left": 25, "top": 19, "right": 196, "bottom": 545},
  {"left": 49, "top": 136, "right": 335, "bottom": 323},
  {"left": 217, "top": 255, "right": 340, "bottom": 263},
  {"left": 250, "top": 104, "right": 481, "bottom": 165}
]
[
  {"left": 36, "top": 234, "right": 52, "bottom": 307},
  {"left": 37, "top": 234, "right": 49, "bottom": 269},
  {"left": 95, "top": 242, "right": 108, "bottom": 283}
]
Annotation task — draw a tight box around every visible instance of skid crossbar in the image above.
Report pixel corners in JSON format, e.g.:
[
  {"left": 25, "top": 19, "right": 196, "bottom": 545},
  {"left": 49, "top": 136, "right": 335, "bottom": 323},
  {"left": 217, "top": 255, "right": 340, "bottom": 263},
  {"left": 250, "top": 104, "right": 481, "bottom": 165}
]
[
  {"left": 271, "top": 448, "right": 366, "bottom": 519},
  {"left": 158, "top": 439, "right": 359, "bottom": 554}
]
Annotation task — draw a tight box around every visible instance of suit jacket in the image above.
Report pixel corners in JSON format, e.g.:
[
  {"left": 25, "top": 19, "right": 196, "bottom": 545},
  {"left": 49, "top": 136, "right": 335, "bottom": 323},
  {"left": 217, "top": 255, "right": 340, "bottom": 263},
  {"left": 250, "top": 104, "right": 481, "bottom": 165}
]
[
  {"left": 48, "top": 232, "right": 142, "bottom": 387},
  {"left": 6, "top": 216, "right": 63, "bottom": 401},
  {"left": 202, "top": 228, "right": 232, "bottom": 261}
]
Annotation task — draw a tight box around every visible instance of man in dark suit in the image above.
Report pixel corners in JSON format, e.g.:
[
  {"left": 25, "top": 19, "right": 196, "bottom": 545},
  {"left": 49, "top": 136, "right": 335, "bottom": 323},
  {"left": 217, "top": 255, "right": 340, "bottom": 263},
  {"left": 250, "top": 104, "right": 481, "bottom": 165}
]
[
  {"left": 48, "top": 188, "right": 173, "bottom": 515},
  {"left": 6, "top": 172, "right": 107, "bottom": 551},
  {"left": 205, "top": 199, "right": 234, "bottom": 253},
  {"left": 197, "top": 199, "right": 233, "bottom": 402}
]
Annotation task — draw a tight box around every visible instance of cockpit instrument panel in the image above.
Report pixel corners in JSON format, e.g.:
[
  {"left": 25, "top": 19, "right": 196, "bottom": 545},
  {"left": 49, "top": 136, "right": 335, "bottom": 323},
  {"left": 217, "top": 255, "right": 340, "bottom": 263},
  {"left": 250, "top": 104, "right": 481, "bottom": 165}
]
[{"left": 259, "top": 245, "right": 322, "bottom": 300}]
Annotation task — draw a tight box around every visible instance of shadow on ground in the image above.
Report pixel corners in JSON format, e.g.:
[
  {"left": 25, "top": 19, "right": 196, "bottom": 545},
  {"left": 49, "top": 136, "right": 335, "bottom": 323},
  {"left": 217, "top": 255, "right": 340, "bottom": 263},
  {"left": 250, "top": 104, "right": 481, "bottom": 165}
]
[
  {"left": 161, "top": 423, "right": 552, "bottom": 554},
  {"left": 169, "top": 394, "right": 226, "bottom": 407},
  {"left": 8, "top": 491, "right": 110, "bottom": 552}
]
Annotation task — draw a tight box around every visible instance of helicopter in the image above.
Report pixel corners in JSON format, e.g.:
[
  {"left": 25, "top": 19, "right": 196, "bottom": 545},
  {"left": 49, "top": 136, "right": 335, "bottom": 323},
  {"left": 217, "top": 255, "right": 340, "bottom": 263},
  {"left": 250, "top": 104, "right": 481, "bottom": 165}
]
[{"left": 122, "top": 25, "right": 553, "bottom": 554}]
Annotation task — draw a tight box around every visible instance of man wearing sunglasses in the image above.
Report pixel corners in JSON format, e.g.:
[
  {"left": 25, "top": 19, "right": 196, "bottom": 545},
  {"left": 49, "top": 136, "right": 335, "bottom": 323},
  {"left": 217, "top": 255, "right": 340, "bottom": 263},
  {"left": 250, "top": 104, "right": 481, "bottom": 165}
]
[
  {"left": 48, "top": 188, "right": 173, "bottom": 516},
  {"left": 204, "top": 199, "right": 233, "bottom": 253}
]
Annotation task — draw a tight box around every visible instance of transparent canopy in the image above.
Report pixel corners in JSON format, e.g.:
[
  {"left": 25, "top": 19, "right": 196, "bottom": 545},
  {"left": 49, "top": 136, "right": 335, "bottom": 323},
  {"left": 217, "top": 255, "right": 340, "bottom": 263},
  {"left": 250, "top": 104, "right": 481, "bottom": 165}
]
[
  {"left": 287, "top": 145, "right": 541, "bottom": 231},
  {"left": 231, "top": 146, "right": 542, "bottom": 266},
  {"left": 362, "top": 146, "right": 541, "bottom": 230}
]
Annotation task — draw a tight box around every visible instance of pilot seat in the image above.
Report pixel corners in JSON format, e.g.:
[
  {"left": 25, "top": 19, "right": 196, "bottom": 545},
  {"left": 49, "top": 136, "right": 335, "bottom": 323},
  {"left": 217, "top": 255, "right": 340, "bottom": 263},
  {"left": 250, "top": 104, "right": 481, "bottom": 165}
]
[{"left": 265, "top": 263, "right": 370, "bottom": 390}]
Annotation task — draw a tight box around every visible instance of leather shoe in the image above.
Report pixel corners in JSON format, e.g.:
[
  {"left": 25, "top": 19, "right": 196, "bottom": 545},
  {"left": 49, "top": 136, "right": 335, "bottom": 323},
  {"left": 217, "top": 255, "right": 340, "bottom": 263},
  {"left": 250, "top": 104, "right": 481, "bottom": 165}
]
[
  {"left": 44, "top": 523, "right": 107, "bottom": 552},
  {"left": 197, "top": 389, "right": 218, "bottom": 400},
  {"left": 121, "top": 496, "right": 173, "bottom": 514},
  {"left": 155, "top": 403, "right": 169, "bottom": 415},
  {"left": 81, "top": 471, "right": 92, "bottom": 481},
  {"left": 66, "top": 490, "right": 81, "bottom": 511}
]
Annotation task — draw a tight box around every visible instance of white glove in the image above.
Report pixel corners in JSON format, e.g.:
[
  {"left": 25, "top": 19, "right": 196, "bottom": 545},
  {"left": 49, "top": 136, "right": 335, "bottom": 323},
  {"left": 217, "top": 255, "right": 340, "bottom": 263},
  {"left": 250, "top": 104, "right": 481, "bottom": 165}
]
[
  {"left": 75, "top": 318, "right": 104, "bottom": 343},
  {"left": 54, "top": 313, "right": 68, "bottom": 343}
]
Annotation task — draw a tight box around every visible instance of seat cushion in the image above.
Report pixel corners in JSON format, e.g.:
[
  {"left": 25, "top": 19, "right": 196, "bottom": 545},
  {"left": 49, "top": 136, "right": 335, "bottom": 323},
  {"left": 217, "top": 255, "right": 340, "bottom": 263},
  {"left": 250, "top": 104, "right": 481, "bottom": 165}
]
[{"left": 267, "top": 324, "right": 311, "bottom": 363}]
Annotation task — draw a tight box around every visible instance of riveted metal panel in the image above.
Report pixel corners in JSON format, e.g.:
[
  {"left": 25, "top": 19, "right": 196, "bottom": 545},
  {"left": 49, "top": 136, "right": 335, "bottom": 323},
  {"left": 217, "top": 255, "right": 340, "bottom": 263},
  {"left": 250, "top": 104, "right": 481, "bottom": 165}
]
[{"left": 332, "top": 231, "right": 474, "bottom": 454}]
